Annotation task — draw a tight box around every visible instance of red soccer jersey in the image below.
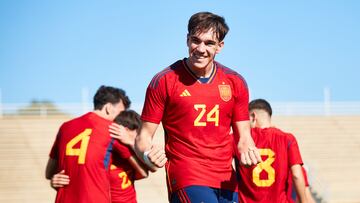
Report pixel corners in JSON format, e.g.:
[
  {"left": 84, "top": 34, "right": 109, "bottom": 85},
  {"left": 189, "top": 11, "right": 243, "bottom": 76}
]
[
  {"left": 49, "top": 112, "right": 115, "bottom": 203},
  {"left": 236, "top": 127, "right": 303, "bottom": 203},
  {"left": 141, "top": 59, "right": 249, "bottom": 192},
  {"left": 109, "top": 141, "right": 137, "bottom": 203}
]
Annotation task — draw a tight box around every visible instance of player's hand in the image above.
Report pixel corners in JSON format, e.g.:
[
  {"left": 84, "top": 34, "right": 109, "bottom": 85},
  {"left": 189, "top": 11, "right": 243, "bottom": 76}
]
[
  {"left": 238, "top": 137, "right": 262, "bottom": 166},
  {"left": 145, "top": 144, "right": 167, "bottom": 170},
  {"left": 109, "top": 123, "right": 137, "bottom": 147},
  {"left": 50, "top": 170, "right": 70, "bottom": 189}
]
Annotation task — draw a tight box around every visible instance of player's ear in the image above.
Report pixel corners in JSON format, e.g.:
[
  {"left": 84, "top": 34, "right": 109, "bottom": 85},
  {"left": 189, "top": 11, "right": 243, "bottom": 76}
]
[
  {"left": 250, "top": 112, "right": 256, "bottom": 120},
  {"left": 104, "top": 103, "right": 110, "bottom": 115},
  {"left": 216, "top": 41, "right": 224, "bottom": 54},
  {"left": 250, "top": 112, "right": 256, "bottom": 127},
  {"left": 186, "top": 34, "right": 190, "bottom": 46}
]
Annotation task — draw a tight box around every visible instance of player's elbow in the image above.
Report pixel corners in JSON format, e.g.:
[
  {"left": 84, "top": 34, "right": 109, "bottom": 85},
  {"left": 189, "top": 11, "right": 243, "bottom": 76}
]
[
  {"left": 45, "top": 173, "right": 51, "bottom": 180},
  {"left": 292, "top": 172, "right": 301, "bottom": 180},
  {"left": 45, "top": 167, "right": 55, "bottom": 180},
  {"left": 45, "top": 158, "right": 57, "bottom": 180},
  {"left": 291, "top": 166, "right": 303, "bottom": 181}
]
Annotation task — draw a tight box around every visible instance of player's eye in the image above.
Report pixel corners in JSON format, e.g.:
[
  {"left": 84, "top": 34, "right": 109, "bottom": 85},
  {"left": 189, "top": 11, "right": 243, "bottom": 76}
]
[
  {"left": 205, "top": 41, "right": 217, "bottom": 46},
  {"left": 190, "top": 37, "right": 201, "bottom": 44}
]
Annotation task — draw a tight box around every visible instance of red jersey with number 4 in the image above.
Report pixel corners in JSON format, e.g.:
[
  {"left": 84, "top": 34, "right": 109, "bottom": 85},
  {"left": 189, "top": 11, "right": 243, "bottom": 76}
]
[
  {"left": 49, "top": 112, "right": 115, "bottom": 203},
  {"left": 109, "top": 141, "right": 137, "bottom": 203},
  {"left": 236, "top": 127, "right": 303, "bottom": 203},
  {"left": 141, "top": 59, "right": 249, "bottom": 192}
]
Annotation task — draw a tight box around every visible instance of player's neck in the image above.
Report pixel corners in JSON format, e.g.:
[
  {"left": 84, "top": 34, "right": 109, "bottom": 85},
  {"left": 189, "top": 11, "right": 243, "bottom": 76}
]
[
  {"left": 93, "top": 110, "right": 110, "bottom": 121},
  {"left": 258, "top": 122, "right": 271, "bottom": 129},
  {"left": 255, "top": 116, "right": 272, "bottom": 128},
  {"left": 186, "top": 59, "right": 214, "bottom": 78}
]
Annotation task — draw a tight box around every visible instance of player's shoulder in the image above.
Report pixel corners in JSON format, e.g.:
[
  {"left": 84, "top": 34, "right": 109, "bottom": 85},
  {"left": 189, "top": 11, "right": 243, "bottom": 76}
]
[
  {"left": 148, "top": 60, "right": 182, "bottom": 89},
  {"left": 215, "top": 61, "right": 248, "bottom": 86},
  {"left": 60, "top": 113, "right": 90, "bottom": 129},
  {"left": 271, "top": 127, "right": 296, "bottom": 141}
]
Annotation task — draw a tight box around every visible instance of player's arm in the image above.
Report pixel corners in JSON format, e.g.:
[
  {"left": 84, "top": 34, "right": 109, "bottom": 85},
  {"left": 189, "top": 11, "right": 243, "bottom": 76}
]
[
  {"left": 49, "top": 170, "right": 70, "bottom": 190},
  {"left": 45, "top": 158, "right": 58, "bottom": 180},
  {"left": 45, "top": 158, "right": 70, "bottom": 190},
  {"left": 110, "top": 121, "right": 166, "bottom": 172},
  {"left": 291, "top": 164, "right": 308, "bottom": 203},
  {"left": 110, "top": 123, "right": 137, "bottom": 148},
  {"left": 110, "top": 124, "right": 150, "bottom": 177},
  {"left": 305, "top": 187, "right": 316, "bottom": 203},
  {"left": 233, "top": 120, "right": 262, "bottom": 165},
  {"left": 134, "top": 121, "right": 167, "bottom": 172},
  {"left": 127, "top": 155, "right": 148, "bottom": 180}
]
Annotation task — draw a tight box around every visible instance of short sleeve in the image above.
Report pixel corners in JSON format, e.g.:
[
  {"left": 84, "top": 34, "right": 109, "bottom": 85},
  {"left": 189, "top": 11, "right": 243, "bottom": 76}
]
[
  {"left": 141, "top": 70, "right": 168, "bottom": 124},
  {"left": 232, "top": 74, "right": 249, "bottom": 122},
  {"left": 302, "top": 166, "right": 310, "bottom": 186},
  {"left": 287, "top": 134, "right": 303, "bottom": 166}
]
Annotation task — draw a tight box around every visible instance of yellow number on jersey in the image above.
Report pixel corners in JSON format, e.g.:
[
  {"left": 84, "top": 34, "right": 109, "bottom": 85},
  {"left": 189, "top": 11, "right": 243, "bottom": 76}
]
[
  {"left": 252, "top": 148, "right": 275, "bottom": 187},
  {"left": 66, "top": 128, "right": 92, "bottom": 164},
  {"left": 194, "top": 104, "right": 219, "bottom": 126},
  {"left": 119, "top": 171, "right": 132, "bottom": 189}
]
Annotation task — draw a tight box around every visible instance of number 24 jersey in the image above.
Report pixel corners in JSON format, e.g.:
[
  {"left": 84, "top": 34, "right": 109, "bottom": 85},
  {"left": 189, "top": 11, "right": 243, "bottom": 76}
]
[{"left": 141, "top": 58, "right": 249, "bottom": 192}]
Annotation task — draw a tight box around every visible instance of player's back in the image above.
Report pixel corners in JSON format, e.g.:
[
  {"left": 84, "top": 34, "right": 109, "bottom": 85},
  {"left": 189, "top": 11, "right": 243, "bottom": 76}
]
[
  {"left": 50, "top": 112, "right": 113, "bottom": 203},
  {"left": 237, "top": 127, "right": 302, "bottom": 203}
]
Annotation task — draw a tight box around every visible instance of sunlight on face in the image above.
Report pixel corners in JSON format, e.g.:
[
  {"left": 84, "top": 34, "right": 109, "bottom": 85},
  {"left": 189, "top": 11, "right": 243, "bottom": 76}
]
[{"left": 187, "top": 29, "right": 224, "bottom": 71}]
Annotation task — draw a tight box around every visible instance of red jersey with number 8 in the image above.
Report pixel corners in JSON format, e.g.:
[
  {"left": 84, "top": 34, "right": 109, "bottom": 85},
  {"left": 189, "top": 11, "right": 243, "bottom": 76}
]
[
  {"left": 141, "top": 59, "right": 249, "bottom": 192},
  {"left": 49, "top": 112, "right": 115, "bottom": 203},
  {"left": 236, "top": 127, "right": 303, "bottom": 203}
]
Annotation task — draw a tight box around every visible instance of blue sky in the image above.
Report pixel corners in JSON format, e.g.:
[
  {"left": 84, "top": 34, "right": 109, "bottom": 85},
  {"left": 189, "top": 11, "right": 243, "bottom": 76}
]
[{"left": 0, "top": 1, "right": 359, "bottom": 107}]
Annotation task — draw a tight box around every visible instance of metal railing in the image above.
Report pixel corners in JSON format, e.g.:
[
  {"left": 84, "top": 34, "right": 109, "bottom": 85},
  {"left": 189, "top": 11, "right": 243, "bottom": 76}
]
[
  {"left": 1, "top": 101, "right": 360, "bottom": 118},
  {"left": 0, "top": 102, "right": 144, "bottom": 118}
]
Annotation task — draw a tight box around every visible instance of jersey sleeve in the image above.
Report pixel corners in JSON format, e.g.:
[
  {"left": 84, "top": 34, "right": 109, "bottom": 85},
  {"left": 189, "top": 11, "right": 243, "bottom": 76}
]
[
  {"left": 141, "top": 71, "right": 168, "bottom": 124},
  {"left": 112, "top": 140, "right": 132, "bottom": 159},
  {"left": 287, "top": 134, "right": 303, "bottom": 166},
  {"left": 232, "top": 74, "right": 249, "bottom": 122},
  {"left": 302, "top": 166, "right": 310, "bottom": 186}
]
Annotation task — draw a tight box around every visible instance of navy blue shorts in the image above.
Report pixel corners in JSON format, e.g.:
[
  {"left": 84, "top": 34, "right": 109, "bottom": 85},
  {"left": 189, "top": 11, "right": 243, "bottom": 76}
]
[{"left": 170, "top": 185, "right": 238, "bottom": 203}]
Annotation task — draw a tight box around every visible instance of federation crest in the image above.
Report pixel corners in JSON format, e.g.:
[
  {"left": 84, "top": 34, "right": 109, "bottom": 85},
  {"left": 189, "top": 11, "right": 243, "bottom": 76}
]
[{"left": 218, "top": 85, "right": 232, "bottom": 102}]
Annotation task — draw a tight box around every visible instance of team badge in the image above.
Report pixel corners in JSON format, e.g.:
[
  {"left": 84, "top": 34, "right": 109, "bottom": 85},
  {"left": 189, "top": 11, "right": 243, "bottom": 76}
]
[{"left": 218, "top": 85, "right": 232, "bottom": 102}]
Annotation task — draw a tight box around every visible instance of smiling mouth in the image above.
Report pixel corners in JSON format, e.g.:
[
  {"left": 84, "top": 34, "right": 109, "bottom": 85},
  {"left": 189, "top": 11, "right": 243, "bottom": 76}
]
[{"left": 193, "top": 54, "right": 207, "bottom": 60}]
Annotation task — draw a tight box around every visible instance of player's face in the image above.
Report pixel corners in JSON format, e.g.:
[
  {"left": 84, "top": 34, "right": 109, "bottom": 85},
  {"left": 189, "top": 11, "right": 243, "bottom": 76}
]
[
  {"left": 187, "top": 29, "right": 224, "bottom": 72},
  {"left": 108, "top": 101, "right": 125, "bottom": 121}
]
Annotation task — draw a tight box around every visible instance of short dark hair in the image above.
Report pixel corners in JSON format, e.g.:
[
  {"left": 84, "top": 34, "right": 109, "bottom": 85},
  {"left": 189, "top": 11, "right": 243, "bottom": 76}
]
[
  {"left": 249, "top": 99, "right": 272, "bottom": 117},
  {"left": 188, "top": 11, "right": 229, "bottom": 42},
  {"left": 93, "top": 85, "right": 131, "bottom": 110},
  {"left": 114, "top": 110, "right": 142, "bottom": 133}
]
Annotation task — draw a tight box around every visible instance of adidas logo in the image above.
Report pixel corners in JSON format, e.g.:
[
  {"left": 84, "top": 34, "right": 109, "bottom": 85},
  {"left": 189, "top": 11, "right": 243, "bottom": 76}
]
[{"left": 180, "top": 89, "right": 191, "bottom": 97}]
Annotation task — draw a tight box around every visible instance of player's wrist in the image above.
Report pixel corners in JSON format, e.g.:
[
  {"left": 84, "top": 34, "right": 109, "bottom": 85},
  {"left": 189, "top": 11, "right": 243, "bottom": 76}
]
[
  {"left": 143, "top": 150, "right": 156, "bottom": 169},
  {"left": 127, "top": 140, "right": 135, "bottom": 149}
]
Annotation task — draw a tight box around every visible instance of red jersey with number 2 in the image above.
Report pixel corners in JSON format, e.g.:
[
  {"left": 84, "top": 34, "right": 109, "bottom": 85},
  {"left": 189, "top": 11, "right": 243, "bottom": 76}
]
[
  {"left": 141, "top": 59, "right": 249, "bottom": 192},
  {"left": 49, "top": 112, "right": 115, "bottom": 203},
  {"left": 109, "top": 141, "right": 137, "bottom": 203}
]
